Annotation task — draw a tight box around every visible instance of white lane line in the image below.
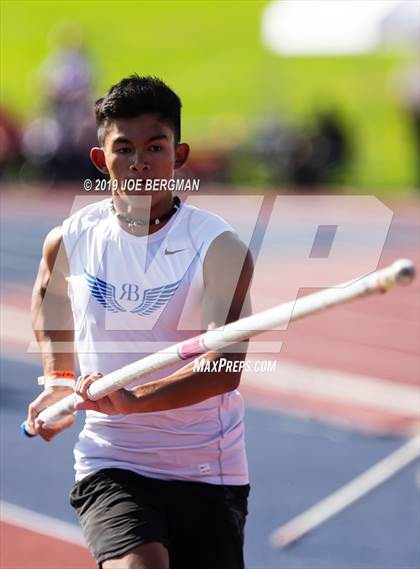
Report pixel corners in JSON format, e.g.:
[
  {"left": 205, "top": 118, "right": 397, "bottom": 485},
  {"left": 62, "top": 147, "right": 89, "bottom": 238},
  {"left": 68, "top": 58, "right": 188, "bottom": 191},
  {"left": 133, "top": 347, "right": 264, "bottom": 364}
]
[
  {"left": 270, "top": 434, "right": 420, "bottom": 548},
  {"left": 0, "top": 501, "right": 86, "bottom": 547}
]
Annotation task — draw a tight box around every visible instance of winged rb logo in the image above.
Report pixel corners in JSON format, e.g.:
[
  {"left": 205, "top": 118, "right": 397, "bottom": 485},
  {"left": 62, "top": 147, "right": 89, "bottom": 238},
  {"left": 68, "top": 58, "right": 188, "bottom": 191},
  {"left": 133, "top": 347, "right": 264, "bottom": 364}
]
[{"left": 84, "top": 271, "right": 181, "bottom": 316}]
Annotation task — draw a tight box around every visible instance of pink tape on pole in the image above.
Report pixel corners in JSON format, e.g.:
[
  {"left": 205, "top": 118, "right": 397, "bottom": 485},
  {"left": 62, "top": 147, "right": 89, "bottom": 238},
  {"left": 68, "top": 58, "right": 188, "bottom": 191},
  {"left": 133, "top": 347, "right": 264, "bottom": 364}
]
[{"left": 177, "top": 335, "right": 208, "bottom": 360}]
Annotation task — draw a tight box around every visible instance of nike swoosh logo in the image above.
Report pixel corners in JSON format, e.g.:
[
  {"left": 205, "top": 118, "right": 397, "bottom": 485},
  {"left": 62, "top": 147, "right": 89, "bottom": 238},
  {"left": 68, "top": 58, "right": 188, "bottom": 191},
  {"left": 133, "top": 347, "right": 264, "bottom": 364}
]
[{"left": 164, "top": 248, "right": 187, "bottom": 255}]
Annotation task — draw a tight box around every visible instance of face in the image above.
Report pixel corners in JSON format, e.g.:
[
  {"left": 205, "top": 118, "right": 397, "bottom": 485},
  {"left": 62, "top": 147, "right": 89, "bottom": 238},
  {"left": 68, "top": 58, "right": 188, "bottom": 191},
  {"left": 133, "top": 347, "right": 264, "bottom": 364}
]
[{"left": 90, "top": 113, "right": 189, "bottom": 209}]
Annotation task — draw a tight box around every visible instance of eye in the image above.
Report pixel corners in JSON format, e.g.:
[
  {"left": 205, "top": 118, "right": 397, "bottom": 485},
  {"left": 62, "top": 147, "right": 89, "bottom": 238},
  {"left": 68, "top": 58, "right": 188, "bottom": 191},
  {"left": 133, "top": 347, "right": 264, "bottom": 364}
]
[
  {"left": 116, "top": 147, "right": 131, "bottom": 154},
  {"left": 148, "top": 145, "right": 162, "bottom": 152}
]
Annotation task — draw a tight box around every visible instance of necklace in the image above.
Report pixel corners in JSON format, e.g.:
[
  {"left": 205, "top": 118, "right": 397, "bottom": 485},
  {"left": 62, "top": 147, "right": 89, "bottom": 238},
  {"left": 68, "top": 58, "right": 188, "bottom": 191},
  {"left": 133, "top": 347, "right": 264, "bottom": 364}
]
[{"left": 110, "top": 196, "right": 181, "bottom": 230}]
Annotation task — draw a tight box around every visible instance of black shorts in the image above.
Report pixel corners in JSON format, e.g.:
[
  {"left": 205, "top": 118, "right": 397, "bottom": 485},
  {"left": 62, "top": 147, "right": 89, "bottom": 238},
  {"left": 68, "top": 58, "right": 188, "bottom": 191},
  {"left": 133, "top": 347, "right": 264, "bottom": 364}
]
[{"left": 69, "top": 468, "right": 250, "bottom": 569}]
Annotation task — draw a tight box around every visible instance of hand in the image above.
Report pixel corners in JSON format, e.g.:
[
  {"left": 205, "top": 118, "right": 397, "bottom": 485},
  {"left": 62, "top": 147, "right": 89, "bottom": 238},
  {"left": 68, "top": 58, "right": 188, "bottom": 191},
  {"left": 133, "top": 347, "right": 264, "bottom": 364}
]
[
  {"left": 74, "top": 372, "right": 137, "bottom": 415},
  {"left": 26, "top": 386, "right": 76, "bottom": 442}
]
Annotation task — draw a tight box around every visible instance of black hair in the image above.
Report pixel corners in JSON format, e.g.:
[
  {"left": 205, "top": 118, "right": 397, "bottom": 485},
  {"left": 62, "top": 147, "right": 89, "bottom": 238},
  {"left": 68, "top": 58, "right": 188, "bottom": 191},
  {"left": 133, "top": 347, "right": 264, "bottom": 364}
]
[{"left": 95, "top": 74, "right": 182, "bottom": 145}]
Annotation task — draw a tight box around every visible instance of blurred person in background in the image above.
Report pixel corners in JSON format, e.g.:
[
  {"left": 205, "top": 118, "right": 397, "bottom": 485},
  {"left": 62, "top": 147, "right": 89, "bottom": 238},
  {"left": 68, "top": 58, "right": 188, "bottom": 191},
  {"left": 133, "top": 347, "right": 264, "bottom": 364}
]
[
  {"left": 288, "top": 109, "right": 350, "bottom": 189},
  {"left": 395, "top": 61, "right": 420, "bottom": 189},
  {"left": 0, "top": 106, "right": 23, "bottom": 179},
  {"left": 22, "top": 22, "right": 98, "bottom": 182}
]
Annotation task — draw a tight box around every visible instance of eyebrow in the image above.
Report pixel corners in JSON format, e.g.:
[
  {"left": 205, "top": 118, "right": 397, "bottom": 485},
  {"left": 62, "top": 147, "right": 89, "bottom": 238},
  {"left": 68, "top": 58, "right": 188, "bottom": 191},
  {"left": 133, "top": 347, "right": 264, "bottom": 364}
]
[
  {"left": 111, "top": 134, "right": 169, "bottom": 145},
  {"left": 147, "top": 134, "right": 169, "bottom": 143}
]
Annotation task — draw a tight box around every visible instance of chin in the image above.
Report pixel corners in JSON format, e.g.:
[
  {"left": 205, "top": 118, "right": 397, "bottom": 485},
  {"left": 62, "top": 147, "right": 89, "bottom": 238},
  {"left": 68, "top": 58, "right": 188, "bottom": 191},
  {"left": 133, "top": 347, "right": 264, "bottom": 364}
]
[{"left": 116, "top": 191, "right": 151, "bottom": 211}]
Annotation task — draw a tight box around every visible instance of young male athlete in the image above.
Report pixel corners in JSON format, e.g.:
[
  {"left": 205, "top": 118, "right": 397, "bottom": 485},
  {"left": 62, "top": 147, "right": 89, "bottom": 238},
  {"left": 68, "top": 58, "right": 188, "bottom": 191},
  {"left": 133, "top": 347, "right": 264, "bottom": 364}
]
[{"left": 26, "top": 75, "right": 253, "bottom": 569}]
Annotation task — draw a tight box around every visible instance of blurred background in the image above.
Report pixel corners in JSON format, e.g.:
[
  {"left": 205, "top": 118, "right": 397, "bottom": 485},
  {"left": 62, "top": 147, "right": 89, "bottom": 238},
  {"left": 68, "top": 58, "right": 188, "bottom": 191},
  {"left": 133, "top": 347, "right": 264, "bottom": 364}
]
[
  {"left": 0, "top": 0, "right": 419, "bottom": 191},
  {"left": 1, "top": 2, "right": 419, "bottom": 569}
]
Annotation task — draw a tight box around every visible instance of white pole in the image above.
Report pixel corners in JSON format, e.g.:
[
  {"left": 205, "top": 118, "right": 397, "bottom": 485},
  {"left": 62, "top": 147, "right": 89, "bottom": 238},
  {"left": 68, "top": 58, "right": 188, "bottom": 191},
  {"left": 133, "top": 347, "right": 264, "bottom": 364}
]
[{"left": 22, "top": 258, "right": 415, "bottom": 435}]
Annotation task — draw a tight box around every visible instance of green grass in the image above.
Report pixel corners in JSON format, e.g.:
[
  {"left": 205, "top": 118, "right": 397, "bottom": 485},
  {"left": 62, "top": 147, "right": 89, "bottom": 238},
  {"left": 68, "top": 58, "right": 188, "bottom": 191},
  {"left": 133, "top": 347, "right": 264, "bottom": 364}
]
[{"left": 0, "top": 0, "right": 417, "bottom": 192}]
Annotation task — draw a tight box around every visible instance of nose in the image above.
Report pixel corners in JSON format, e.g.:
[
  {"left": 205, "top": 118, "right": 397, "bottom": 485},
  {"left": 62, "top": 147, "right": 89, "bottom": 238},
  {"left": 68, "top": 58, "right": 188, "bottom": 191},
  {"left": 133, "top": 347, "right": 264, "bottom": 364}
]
[{"left": 129, "top": 152, "right": 150, "bottom": 173}]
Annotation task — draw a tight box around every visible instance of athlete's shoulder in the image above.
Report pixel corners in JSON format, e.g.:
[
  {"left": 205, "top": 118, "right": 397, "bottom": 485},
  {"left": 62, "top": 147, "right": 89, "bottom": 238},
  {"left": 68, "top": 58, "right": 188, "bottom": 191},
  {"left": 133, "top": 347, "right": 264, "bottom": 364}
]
[
  {"left": 42, "top": 225, "right": 64, "bottom": 269},
  {"left": 180, "top": 201, "right": 234, "bottom": 232},
  {"left": 63, "top": 198, "right": 110, "bottom": 234}
]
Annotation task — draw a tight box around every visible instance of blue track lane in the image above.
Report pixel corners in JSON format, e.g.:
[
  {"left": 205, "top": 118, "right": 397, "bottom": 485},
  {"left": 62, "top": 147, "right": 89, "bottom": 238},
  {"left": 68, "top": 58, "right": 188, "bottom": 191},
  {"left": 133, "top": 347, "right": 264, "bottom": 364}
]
[{"left": 1, "top": 357, "right": 418, "bottom": 569}]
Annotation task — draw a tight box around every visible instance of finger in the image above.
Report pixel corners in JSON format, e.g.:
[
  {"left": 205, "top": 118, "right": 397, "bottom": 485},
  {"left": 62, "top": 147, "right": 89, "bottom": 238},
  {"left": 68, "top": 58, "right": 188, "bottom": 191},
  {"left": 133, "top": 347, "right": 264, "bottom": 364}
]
[
  {"left": 26, "top": 407, "right": 38, "bottom": 434},
  {"left": 75, "top": 375, "right": 83, "bottom": 392},
  {"left": 76, "top": 373, "right": 101, "bottom": 399},
  {"left": 27, "top": 393, "right": 42, "bottom": 422},
  {"left": 75, "top": 373, "right": 91, "bottom": 394},
  {"left": 73, "top": 391, "right": 99, "bottom": 411},
  {"left": 84, "top": 372, "right": 104, "bottom": 399},
  {"left": 76, "top": 376, "right": 92, "bottom": 398},
  {"left": 35, "top": 418, "right": 47, "bottom": 438},
  {"left": 37, "top": 414, "right": 75, "bottom": 442},
  {"left": 26, "top": 393, "right": 46, "bottom": 433},
  {"left": 74, "top": 399, "right": 99, "bottom": 411}
]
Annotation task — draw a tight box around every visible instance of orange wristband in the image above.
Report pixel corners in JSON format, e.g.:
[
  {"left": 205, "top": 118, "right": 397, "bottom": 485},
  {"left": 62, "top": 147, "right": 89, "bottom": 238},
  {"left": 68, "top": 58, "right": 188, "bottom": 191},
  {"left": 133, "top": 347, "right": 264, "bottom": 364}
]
[
  {"left": 47, "top": 370, "right": 76, "bottom": 379},
  {"left": 38, "top": 370, "right": 76, "bottom": 388}
]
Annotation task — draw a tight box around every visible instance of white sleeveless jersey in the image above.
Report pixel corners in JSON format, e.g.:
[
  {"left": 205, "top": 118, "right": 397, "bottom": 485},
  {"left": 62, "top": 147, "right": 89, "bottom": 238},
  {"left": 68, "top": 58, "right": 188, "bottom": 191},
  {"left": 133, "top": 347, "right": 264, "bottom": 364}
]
[{"left": 62, "top": 198, "right": 248, "bottom": 485}]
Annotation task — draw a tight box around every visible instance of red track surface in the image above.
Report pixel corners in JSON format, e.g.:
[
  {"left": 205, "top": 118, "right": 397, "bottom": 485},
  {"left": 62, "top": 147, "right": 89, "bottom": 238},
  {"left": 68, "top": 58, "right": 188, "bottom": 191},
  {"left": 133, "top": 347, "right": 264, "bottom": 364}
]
[{"left": 0, "top": 522, "right": 95, "bottom": 569}]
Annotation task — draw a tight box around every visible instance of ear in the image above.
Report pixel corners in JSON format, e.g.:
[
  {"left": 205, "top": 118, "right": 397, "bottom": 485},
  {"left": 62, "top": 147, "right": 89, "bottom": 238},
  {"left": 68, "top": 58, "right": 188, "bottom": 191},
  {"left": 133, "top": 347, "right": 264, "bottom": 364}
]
[
  {"left": 174, "top": 143, "right": 190, "bottom": 170},
  {"left": 90, "top": 147, "right": 108, "bottom": 174}
]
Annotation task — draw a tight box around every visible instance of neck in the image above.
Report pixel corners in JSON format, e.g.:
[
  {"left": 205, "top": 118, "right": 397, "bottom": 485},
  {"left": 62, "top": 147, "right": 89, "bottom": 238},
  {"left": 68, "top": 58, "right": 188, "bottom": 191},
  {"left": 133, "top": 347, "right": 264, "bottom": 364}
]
[{"left": 111, "top": 192, "right": 176, "bottom": 236}]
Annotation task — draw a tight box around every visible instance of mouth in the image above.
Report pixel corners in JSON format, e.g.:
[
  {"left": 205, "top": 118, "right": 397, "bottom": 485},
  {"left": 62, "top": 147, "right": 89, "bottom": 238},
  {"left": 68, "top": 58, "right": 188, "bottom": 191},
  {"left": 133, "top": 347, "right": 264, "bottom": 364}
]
[{"left": 124, "top": 176, "right": 155, "bottom": 181}]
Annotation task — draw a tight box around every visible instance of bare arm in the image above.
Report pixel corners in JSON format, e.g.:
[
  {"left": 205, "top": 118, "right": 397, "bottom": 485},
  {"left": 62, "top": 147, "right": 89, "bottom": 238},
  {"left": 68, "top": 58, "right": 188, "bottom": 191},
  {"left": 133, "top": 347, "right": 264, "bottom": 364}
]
[
  {"left": 32, "top": 226, "right": 74, "bottom": 371},
  {"left": 26, "top": 226, "right": 76, "bottom": 440},
  {"left": 75, "top": 231, "right": 253, "bottom": 414}
]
